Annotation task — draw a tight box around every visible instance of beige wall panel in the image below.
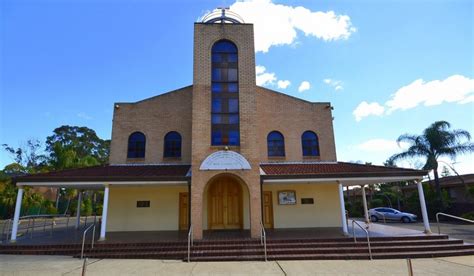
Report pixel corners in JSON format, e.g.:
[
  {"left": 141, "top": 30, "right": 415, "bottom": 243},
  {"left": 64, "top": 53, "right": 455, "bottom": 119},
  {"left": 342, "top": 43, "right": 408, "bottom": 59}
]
[
  {"left": 107, "top": 186, "right": 187, "bottom": 232},
  {"left": 263, "top": 183, "right": 341, "bottom": 228}
]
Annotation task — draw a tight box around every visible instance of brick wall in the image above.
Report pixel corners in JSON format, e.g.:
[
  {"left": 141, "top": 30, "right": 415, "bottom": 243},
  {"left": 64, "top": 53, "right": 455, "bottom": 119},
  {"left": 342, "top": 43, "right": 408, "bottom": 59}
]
[{"left": 109, "top": 86, "right": 193, "bottom": 164}]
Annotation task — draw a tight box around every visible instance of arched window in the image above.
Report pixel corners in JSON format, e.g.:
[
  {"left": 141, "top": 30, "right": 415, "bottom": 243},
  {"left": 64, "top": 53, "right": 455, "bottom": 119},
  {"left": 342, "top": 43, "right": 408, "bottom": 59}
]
[
  {"left": 164, "top": 131, "right": 182, "bottom": 158},
  {"left": 211, "top": 40, "right": 240, "bottom": 146},
  {"left": 301, "top": 131, "right": 320, "bottom": 157},
  {"left": 127, "top": 132, "right": 146, "bottom": 158},
  {"left": 267, "top": 131, "right": 285, "bottom": 157}
]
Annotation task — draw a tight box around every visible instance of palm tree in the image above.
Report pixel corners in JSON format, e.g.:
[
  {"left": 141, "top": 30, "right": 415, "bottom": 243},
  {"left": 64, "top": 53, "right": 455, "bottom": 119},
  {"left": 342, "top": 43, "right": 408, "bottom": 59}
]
[{"left": 389, "top": 121, "right": 474, "bottom": 209}]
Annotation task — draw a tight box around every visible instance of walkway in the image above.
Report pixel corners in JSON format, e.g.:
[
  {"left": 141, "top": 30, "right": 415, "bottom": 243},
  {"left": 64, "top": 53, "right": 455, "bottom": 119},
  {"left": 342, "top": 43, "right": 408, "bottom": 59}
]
[{"left": 0, "top": 254, "right": 472, "bottom": 275}]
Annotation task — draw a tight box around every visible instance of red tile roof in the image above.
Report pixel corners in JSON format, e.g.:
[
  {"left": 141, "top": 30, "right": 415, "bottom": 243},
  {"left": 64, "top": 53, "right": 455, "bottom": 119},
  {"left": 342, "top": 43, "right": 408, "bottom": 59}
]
[
  {"left": 15, "top": 165, "right": 191, "bottom": 183},
  {"left": 260, "top": 162, "right": 426, "bottom": 178},
  {"left": 14, "top": 162, "right": 426, "bottom": 183}
]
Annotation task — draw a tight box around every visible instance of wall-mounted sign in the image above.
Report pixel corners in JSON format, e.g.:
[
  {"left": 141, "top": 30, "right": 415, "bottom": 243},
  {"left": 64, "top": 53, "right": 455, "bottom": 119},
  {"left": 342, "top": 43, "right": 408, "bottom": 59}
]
[
  {"left": 200, "top": 150, "right": 251, "bottom": 171},
  {"left": 301, "top": 198, "right": 314, "bottom": 204},
  {"left": 136, "top": 201, "right": 150, "bottom": 208},
  {"left": 278, "top": 190, "right": 296, "bottom": 205}
]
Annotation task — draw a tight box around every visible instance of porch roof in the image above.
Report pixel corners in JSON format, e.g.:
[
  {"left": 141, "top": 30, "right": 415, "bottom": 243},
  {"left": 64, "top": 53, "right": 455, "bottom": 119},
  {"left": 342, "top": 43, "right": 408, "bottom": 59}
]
[
  {"left": 260, "top": 162, "right": 427, "bottom": 185},
  {"left": 14, "top": 164, "right": 191, "bottom": 187},
  {"left": 14, "top": 162, "right": 427, "bottom": 188}
]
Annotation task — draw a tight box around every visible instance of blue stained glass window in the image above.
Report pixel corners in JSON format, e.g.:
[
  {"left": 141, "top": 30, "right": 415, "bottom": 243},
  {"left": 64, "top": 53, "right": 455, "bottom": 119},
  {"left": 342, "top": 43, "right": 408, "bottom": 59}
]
[
  {"left": 267, "top": 131, "right": 285, "bottom": 157},
  {"left": 212, "top": 41, "right": 237, "bottom": 53},
  {"left": 228, "top": 83, "right": 238, "bottom": 92},
  {"left": 228, "top": 114, "right": 239, "bottom": 124},
  {"left": 228, "top": 99, "right": 238, "bottom": 113},
  {"left": 228, "top": 54, "right": 238, "bottom": 62},
  {"left": 302, "top": 131, "right": 320, "bottom": 156},
  {"left": 212, "top": 130, "right": 222, "bottom": 145},
  {"left": 212, "top": 99, "right": 222, "bottom": 112},
  {"left": 212, "top": 68, "right": 223, "bottom": 81},
  {"left": 211, "top": 114, "right": 221, "bottom": 124},
  {"left": 212, "top": 83, "right": 222, "bottom": 93},
  {"left": 164, "top": 131, "right": 182, "bottom": 158},
  {"left": 211, "top": 40, "right": 240, "bottom": 146},
  {"left": 228, "top": 69, "right": 238, "bottom": 81},
  {"left": 127, "top": 132, "right": 146, "bottom": 158},
  {"left": 228, "top": 131, "right": 239, "bottom": 145}
]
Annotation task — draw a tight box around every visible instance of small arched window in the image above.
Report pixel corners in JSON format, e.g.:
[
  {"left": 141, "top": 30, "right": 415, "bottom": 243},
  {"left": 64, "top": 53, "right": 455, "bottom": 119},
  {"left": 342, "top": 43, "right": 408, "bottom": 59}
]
[
  {"left": 267, "top": 131, "right": 285, "bottom": 157},
  {"left": 127, "top": 132, "right": 146, "bottom": 158},
  {"left": 164, "top": 131, "right": 182, "bottom": 158},
  {"left": 301, "top": 131, "right": 320, "bottom": 157}
]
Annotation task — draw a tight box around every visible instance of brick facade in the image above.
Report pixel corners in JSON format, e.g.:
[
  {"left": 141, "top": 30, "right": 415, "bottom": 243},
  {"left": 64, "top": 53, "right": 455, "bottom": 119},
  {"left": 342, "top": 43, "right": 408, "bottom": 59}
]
[{"left": 108, "top": 22, "right": 336, "bottom": 239}]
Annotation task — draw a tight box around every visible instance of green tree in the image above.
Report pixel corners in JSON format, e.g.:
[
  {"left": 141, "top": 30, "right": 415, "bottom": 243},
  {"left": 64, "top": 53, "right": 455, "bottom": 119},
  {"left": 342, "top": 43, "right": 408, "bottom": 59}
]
[
  {"left": 46, "top": 125, "right": 110, "bottom": 166},
  {"left": 389, "top": 121, "right": 474, "bottom": 210}
]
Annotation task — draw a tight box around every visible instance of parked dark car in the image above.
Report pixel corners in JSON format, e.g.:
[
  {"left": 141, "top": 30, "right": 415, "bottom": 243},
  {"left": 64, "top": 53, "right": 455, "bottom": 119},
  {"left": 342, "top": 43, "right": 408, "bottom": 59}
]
[{"left": 369, "top": 207, "right": 417, "bottom": 223}]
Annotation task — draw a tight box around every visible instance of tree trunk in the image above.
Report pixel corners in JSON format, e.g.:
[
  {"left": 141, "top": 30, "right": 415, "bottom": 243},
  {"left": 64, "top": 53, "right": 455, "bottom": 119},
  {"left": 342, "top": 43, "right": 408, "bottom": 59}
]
[{"left": 433, "top": 167, "right": 443, "bottom": 209}]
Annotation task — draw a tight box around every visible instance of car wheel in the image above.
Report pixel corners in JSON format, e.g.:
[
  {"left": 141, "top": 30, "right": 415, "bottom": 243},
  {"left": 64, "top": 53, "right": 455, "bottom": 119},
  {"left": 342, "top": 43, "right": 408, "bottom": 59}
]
[
  {"left": 401, "top": 216, "right": 410, "bottom": 223},
  {"left": 370, "top": 215, "right": 378, "bottom": 222}
]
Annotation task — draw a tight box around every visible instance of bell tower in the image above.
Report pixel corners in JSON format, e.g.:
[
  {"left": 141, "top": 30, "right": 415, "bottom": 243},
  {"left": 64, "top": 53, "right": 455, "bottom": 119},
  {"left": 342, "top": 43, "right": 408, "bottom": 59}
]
[{"left": 190, "top": 9, "right": 261, "bottom": 239}]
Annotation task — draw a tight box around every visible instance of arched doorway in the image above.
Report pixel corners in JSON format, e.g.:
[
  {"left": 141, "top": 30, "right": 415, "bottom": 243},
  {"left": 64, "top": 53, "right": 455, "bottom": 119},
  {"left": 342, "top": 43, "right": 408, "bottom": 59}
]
[{"left": 207, "top": 175, "right": 243, "bottom": 229}]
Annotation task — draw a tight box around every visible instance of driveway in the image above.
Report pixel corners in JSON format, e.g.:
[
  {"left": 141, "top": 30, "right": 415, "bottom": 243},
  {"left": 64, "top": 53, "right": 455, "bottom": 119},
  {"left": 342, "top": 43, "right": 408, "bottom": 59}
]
[{"left": 372, "top": 221, "right": 474, "bottom": 243}]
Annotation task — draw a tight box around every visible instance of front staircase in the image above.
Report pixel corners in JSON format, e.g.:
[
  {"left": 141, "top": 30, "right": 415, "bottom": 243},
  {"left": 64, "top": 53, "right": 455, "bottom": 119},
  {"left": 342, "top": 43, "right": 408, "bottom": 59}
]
[{"left": 1, "top": 235, "right": 473, "bottom": 261}]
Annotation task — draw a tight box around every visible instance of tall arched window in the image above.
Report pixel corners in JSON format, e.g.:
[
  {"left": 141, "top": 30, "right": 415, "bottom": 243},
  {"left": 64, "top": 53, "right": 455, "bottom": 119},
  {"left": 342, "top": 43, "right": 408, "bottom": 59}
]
[
  {"left": 301, "top": 131, "right": 320, "bottom": 157},
  {"left": 164, "top": 131, "right": 182, "bottom": 158},
  {"left": 211, "top": 40, "right": 239, "bottom": 146},
  {"left": 267, "top": 131, "right": 285, "bottom": 157},
  {"left": 127, "top": 132, "right": 146, "bottom": 158}
]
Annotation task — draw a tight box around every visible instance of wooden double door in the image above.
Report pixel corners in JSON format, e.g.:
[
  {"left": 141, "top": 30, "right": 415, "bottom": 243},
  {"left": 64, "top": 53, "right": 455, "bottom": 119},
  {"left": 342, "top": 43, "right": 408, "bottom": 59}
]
[{"left": 208, "top": 176, "right": 243, "bottom": 229}]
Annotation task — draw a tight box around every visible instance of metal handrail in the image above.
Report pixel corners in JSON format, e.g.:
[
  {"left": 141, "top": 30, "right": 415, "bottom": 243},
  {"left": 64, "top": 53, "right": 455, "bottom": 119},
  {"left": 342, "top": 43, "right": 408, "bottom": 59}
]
[
  {"left": 187, "top": 224, "right": 193, "bottom": 263},
  {"left": 80, "top": 223, "right": 96, "bottom": 260},
  {"left": 351, "top": 220, "right": 372, "bottom": 260},
  {"left": 260, "top": 221, "right": 267, "bottom": 261},
  {"left": 1, "top": 219, "right": 12, "bottom": 243},
  {"left": 3, "top": 214, "right": 71, "bottom": 242},
  {"left": 436, "top": 212, "right": 474, "bottom": 234}
]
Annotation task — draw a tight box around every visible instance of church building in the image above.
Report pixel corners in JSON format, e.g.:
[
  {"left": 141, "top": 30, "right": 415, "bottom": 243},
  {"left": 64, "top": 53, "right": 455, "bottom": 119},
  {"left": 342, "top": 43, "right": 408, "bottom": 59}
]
[{"left": 11, "top": 10, "right": 430, "bottom": 242}]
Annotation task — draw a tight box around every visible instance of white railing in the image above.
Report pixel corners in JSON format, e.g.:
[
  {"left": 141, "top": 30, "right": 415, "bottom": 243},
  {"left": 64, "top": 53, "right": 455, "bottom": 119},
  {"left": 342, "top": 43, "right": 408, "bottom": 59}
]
[
  {"left": 351, "top": 220, "right": 372, "bottom": 260},
  {"left": 80, "top": 222, "right": 97, "bottom": 260},
  {"left": 260, "top": 221, "right": 267, "bottom": 262},
  {"left": 187, "top": 224, "right": 193, "bottom": 263},
  {"left": 2, "top": 214, "right": 72, "bottom": 242},
  {"left": 436, "top": 212, "right": 474, "bottom": 235}
]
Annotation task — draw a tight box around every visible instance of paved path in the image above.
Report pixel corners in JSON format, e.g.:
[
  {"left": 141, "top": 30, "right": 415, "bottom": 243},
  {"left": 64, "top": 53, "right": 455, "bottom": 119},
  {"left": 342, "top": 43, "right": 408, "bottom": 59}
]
[{"left": 0, "top": 254, "right": 473, "bottom": 275}]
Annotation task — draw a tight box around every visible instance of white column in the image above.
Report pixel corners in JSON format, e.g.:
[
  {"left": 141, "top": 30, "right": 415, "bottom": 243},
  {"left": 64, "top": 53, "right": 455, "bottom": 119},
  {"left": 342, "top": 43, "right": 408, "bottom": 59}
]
[
  {"left": 338, "top": 183, "right": 349, "bottom": 235},
  {"left": 10, "top": 187, "right": 24, "bottom": 242},
  {"left": 361, "top": 185, "right": 370, "bottom": 223},
  {"left": 75, "top": 190, "right": 82, "bottom": 229},
  {"left": 99, "top": 185, "right": 110, "bottom": 241},
  {"left": 417, "top": 181, "right": 432, "bottom": 234}
]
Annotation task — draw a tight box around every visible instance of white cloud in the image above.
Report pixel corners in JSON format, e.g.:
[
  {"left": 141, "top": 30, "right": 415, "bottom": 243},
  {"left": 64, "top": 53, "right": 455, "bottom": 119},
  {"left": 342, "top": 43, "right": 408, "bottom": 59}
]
[
  {"left": 353, "top": 101, "right": 385, "bottom": 122},
  {"left": 356, "top": 139, "right": 409, "bottom": 153},
  {"left": 353, "top": 75, "right": 474, "bottom": 121},
  {"left": 255, "top": 65, "right": 276, "bottom": 86},
  {"left": 277, "top": 80, "right": 291, "bottom": 89},
  {"left": 385, "top": 75, "right": 474, "bottom": 113},
  {"left": 77, "top": 112, "right": 93, "bottom": 120},
  {"left": 230, "top": 0, "right": 356, "bottom": 52},
  {"left": 256, "top": 65, "right": 290, "bottom": 89},
  {"left": 255, "top": 65, "right": 266, "bottom": 75},
  {"left": 298, "top": 81, "right": 311, "bottom": 92},
  {"left": 323, "top": 78, "right": 343, "bottom": 91}
]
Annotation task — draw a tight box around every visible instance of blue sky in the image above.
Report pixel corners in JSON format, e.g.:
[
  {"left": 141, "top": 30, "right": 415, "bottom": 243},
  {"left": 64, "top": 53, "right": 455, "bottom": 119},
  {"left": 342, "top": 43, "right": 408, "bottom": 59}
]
[{"left": 1, "top": 0, "right": 473, "bottom": 173}]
